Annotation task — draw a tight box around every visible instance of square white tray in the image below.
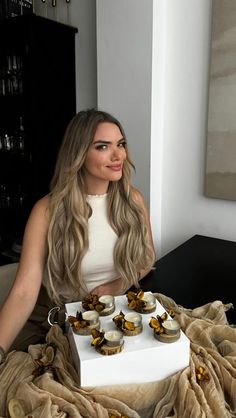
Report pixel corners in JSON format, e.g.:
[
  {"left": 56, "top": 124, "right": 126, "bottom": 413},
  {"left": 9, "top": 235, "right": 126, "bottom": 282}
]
[{"left": 65, "top": 292, "right": 190, "bottom": 387}]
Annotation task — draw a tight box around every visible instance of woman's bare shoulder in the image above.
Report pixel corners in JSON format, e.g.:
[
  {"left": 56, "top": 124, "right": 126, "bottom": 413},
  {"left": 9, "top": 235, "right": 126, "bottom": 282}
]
[
  {"left": 34, "top": 194, "right": 50, "bottom": 208},
  {"left": 28, "top": 195, "right": 50, "bottom": 222}
]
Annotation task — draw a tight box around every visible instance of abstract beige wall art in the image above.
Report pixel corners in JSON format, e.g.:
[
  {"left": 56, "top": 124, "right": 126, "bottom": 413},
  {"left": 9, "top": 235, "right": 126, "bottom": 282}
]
[{"left": 205, "top": 0, "right": 236, "bottom": 200}]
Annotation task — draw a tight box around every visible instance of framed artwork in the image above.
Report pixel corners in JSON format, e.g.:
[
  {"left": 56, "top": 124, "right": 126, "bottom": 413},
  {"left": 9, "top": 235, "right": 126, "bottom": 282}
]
[{"left": 205, "top": 0, "right": 236, "bottom": 200}]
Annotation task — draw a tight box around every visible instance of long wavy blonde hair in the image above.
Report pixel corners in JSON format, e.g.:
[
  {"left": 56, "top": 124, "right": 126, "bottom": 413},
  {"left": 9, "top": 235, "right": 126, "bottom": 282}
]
[{"left": 45, "top": 109, "right": 155, "bottom": 305}]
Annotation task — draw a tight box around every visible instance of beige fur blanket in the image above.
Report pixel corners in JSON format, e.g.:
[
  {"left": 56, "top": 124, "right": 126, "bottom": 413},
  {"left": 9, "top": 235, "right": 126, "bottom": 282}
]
[{"left": 0, "top": 293, "right": 235, "bottom": 418}]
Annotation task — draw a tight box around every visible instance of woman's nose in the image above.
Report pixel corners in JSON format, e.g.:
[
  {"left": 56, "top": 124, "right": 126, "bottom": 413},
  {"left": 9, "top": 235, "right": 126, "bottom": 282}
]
[{"left": 111, "top": 147, "right": 122, "bottom": 161}]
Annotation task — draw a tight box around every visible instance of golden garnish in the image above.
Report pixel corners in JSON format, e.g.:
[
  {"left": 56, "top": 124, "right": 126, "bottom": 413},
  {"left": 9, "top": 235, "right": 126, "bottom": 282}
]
[
  {"left": 91, "top": 329, "right": 105, "bottom": 347},
  {"left": 113, "top": 311, "right": 137, "bottom": 332},
  {"left": 68, "top": 315, "right": 77, "bottom": 324},
  {"left": 137, "top": 289, "right": 144, "bottom": 299},
  {"left": 113, "top": 311, "right": 125, "bottom": 328},
  {"left": 127, "top": 291, "right": 136, "bottom": 301},
  {"left": 82, "top": 295, "right": 106, "bottom": 312},
  {"left": 73, "top": 320, "right": 87, "bottom": 330},
  {"left": 167, "top": 309, "right": 176, "bottom": 318},
  {"left": 157, "top": 312, "right": 168, "bottom": 323},
  {"left": 149, "top": 317, "right": 160, "bottom": 329},
  {"left": 196, "top": 366, "right": 209, "bottom": 382},
  {"left": 68, "top": 312, "right": 88, "bottom": 331},
  {"left": 126, "top": 288, "right": 150, "bottom": 311},
  {"left": 128, "top": 299, "right": 137, "bottom": 310},
  {"left": 113, "top": 311, "right": 125, "bottom": 330},
  {"left": 124, "top": 321, "right": 135, "bottom": 331},
  {"left": 113, "top": 312, "right": 125, "bottom": 321},
  {"left": 92, "top": 337, "right": 103, "bottom": 346},
  {"left": 149, "top": 315, "right": 164, "bottom": 334},
  {"left": 126, "top": 289, "right": 156, "bottom": 312},
  {"left": 95, "top": 303, "right": 105, "bottom": 313}
]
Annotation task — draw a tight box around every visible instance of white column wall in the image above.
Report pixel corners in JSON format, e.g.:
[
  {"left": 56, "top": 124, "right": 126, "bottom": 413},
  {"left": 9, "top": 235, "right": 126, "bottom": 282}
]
[
  {"left": 152, "top": 0, "right": 236, "bottom": 256},
  {"left": 151, "top": 0, "right": 214, "bottom": 256},
  {"left": 96, "top": 0, "right": 153, "bottom": 206},
  {"left": 150, "top": 0, "right": 166, "bottom": 256}
]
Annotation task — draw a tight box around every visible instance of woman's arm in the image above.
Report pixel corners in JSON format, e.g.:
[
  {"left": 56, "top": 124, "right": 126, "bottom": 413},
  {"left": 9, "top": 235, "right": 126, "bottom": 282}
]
[
  {"left": 0, "top": 196, "right": 50, "bottom": 352},
  {"left": 92, "top": 188, "right": 156, "bottom": 297}
]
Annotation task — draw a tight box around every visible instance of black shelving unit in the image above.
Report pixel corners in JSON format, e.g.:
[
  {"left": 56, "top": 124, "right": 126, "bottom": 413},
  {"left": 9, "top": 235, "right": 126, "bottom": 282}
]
[{"left": 0, "top": 14, "right": 78, "bottom": 264}]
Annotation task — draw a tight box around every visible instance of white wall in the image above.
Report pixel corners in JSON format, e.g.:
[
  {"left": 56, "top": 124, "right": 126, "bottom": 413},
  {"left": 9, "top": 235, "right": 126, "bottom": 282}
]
[
  {"left": 96, "top": 0, "right": 153, "bottom": 205},
  {"left": 151, "top": 0, "right": 213, "bottom": 255},
  {"left": 152, "top": 0, "right": 236, "bottom": 256},
  {"left": 97, "top": 0, "right": 236, "bottom": 258}
]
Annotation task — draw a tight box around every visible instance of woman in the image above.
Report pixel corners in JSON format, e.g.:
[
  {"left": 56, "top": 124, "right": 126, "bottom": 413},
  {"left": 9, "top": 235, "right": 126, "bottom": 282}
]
[{"left": 0, "top": 109, "right": 155, "bottom": 357}]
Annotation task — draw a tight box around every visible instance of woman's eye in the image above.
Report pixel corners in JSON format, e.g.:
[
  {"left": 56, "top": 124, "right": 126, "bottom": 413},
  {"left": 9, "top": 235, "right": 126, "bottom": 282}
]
[
  {"left": 95, "top": 144, "right": 107, "bottom": 150},
  {"left": 118, "top": 141, "right": 126, "bottom": 148}
]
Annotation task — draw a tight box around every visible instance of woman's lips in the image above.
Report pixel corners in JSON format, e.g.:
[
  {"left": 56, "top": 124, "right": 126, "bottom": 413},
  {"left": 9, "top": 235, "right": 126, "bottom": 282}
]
[{"left": 107, "top": 164, "right": 122, "bottom": 171}]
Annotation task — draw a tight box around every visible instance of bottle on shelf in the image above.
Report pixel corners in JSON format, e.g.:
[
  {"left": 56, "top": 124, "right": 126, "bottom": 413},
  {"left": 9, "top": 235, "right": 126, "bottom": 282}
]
[
  {"left": 12, "top": 54, "right": 23, "bottom": 95},
  {"left": 0, "top": 132, "right": 13, "bottom": 152},
  {"left": 0, "top": 53, "right": 23, "bottom": 96},
  {"left": 0, "top": 184, "right": 7, "bottom": 209},
  {"left": 0, "top": 116, "right": 26, "bottom": 154},
  {"left": 14, "top": 116, "right": 25, "bottom": 155}
]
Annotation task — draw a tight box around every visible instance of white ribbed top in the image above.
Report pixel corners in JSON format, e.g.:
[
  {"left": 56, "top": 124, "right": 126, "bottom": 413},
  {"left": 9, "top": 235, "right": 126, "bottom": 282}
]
[{"left": 81, "top": 194, "right": 118, "bottom": 293}]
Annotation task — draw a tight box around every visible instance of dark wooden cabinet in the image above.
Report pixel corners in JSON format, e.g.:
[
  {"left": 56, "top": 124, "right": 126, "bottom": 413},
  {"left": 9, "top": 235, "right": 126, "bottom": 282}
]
[{"left": 0, "top": 14, "right": 77, "bottom": 264}]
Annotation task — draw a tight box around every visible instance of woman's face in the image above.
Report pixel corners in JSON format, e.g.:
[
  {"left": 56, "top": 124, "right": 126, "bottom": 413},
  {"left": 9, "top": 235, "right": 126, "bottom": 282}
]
[{"left": 83, "top": 122, "right": 127, "bottom": 194}]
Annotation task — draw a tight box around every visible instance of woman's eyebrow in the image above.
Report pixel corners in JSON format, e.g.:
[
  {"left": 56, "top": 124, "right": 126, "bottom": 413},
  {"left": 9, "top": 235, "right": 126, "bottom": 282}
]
[
  {"left": 93, "top": 140, "right": 111, "bottom": 145},
  {"left": 93, "top": 138, "right": 125, "bottom": 145}
]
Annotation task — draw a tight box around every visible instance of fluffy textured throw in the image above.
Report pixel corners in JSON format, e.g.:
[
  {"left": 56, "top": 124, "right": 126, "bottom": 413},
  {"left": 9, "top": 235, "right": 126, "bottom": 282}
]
[{"left": 0, "top": 293, "right": 235, "bottom": 418}]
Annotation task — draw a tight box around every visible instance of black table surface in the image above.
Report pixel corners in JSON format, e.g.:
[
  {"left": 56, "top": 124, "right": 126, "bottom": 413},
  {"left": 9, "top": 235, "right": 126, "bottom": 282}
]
[{"left": 139, "top": 234, "right": 236, "bottom": 324}]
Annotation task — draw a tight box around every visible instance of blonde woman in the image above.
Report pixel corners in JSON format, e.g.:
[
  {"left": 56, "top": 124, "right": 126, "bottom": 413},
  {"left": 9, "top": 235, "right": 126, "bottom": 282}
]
[{"left": 0, "top": 109, "right": 155, "bottom": 357}]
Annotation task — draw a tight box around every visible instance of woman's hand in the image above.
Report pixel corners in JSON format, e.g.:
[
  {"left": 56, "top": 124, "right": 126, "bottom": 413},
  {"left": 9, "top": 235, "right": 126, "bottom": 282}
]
[{"left": 91, "top": 278, "right": 124, "bottom": 297}]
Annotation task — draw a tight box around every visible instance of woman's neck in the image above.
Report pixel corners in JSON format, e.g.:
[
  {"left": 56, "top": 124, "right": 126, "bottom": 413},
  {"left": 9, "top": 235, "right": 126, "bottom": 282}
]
[
  {"left": 87, "top": 192, "right": 108, "bottom": 198},
  {"left": 85, "top": 181, "right": 109, "bottom": 196}
]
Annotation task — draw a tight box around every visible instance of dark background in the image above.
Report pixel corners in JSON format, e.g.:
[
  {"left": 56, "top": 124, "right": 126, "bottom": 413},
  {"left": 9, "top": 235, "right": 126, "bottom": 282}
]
[{"left": 139, "top": 234, "right": 236, "bottom": 324}]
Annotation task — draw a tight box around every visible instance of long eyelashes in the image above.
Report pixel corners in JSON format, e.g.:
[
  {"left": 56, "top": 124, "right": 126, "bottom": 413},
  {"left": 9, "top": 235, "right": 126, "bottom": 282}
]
[
  {"left": 95, "top": 144, "right": 108, "bottom": 150},
  {"left": 95, "top": 141, "right": 127, "bottom": 151},
  {"left": 118, "top": 140, "right": 127, "bottom": 148}
]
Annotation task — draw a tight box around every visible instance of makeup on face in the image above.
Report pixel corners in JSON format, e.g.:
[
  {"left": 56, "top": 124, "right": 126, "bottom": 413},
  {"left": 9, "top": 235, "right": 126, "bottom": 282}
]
[{"left": 83, "top": 122, "right": 127, "bottom": 194}]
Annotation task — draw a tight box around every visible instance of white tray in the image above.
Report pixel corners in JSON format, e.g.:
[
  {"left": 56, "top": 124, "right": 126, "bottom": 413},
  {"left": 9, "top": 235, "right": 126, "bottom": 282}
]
[{"left": 65, "top": 292, "right": 190, "bottom": 387}]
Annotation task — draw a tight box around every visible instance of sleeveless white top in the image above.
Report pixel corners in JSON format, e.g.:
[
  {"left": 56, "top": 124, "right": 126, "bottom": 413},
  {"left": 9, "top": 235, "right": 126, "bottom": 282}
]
[{"left": 81, "top": 194, "right": 118, "bottom": 293}]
